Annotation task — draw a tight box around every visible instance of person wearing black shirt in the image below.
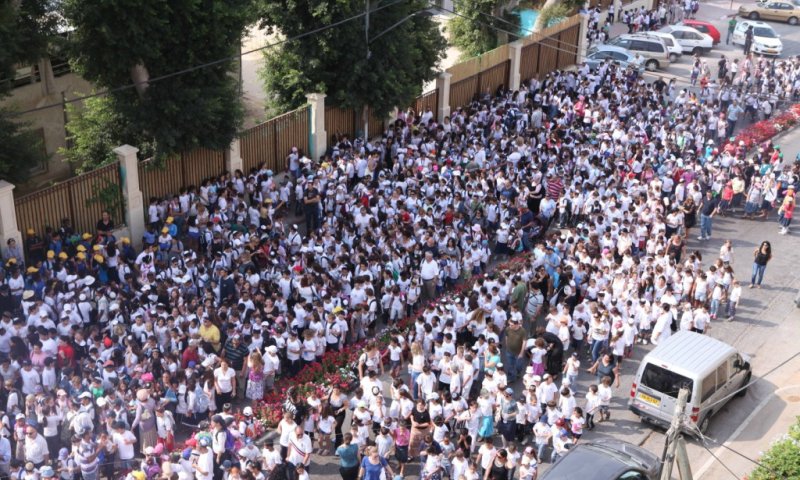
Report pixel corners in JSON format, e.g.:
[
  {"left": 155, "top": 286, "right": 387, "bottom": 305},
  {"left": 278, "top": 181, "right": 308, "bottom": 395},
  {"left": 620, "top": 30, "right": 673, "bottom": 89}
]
[
  {"left": 303, "top": 183, "right": 321, "bottom": 233},
  {"left": 698, "top": 190, "right": 720, "bottom": 241},
  {"left": 96, "top": 210, "right": 115, "bottom": 241},
  {"left": 409, "top": 399, "right": 431, "bottom": 459}
]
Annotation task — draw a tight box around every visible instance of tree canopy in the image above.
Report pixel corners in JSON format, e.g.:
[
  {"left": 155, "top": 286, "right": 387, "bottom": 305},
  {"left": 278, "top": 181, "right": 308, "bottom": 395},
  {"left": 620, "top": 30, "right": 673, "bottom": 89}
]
[
  {"left": 63, "top": 0, "right": 252, "bottom": 160},
  {"left": 449, "top": 0, "right": 516, "bottom": 59},
  {"left": 256, "top": 0, "right": 446, "bottom": 119}
]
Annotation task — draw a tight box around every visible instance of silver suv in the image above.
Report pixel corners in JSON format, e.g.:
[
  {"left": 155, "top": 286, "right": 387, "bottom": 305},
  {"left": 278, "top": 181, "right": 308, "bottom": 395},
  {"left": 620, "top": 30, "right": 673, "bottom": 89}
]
[{"left": 607, "top": 34, "right": 671, "bottom": 71}]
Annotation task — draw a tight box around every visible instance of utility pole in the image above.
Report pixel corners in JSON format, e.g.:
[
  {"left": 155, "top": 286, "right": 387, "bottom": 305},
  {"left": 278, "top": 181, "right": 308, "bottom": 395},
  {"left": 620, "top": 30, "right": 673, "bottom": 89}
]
[
  {"left": 675, "top": 436, "right": 694, "bottom": 480},
  {"left": 660, "top": 387, "right": 693, "bottom": 480}
]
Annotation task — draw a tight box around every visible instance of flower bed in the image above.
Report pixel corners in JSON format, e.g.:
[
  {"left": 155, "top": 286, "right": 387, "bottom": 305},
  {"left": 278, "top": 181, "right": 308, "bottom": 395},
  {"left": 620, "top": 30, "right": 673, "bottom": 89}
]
[
  {"left": 252, "top": 254, "right": 532, "bottom": 429},
  {"left": 733, "top": 103, "right": 800, "bottom": 148}
]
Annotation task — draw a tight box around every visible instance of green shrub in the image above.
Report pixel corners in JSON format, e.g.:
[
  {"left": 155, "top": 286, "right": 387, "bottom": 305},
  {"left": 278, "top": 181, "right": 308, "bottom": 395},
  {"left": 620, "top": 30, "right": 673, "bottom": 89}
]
[{"left": 749, "top": 416, "right": 800, "bottom": 480}]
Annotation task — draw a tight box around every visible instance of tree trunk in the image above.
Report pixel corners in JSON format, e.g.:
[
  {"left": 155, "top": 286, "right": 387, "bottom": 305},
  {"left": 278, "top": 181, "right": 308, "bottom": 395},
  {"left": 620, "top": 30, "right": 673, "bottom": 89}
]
[
  {"left": 532, "top": 0, "right": 561, "bottom": 32},
  {"left": 130, "top": 64, "right": 150, "bottom": 97}
]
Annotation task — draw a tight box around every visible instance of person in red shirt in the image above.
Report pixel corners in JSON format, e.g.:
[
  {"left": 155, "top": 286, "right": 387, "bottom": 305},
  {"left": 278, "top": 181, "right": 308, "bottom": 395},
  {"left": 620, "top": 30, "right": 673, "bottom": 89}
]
[
  {"left": 181, "top": 341, "right": 201, "bottom": 369},
  {"left": 56, "top": 336, "right": 75, "bottom": 369}
]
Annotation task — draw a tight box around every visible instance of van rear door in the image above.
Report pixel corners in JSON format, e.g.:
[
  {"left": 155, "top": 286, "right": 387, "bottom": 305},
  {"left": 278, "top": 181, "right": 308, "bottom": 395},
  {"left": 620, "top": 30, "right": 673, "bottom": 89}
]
[{"left": 633, "top": 363, "right": 694, "bottom": 422}]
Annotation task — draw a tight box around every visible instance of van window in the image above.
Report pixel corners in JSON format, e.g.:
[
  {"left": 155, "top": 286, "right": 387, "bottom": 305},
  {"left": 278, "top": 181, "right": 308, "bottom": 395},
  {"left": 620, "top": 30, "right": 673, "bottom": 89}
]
[
  {"left": 641, "top": 364, "right": 693, "bottom": 397},
  {"left": 701, "top": 373, "right": 716, "bottom": 402},
  {"left": 715, "top": 363, "right": 729, "bottom": 389}
]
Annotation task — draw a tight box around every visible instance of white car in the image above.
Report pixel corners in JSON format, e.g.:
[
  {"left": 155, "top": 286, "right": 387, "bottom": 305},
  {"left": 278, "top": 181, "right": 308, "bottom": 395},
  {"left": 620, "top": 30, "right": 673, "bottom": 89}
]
[
  {"left": 658, "top": 25, "right": 714, "bottom": 55},
  {"left": 637, "top": 32, "right": 684, "bottom": 62},
  {"left": 732, "top": 20, "right": 783, "bottom": 55}
]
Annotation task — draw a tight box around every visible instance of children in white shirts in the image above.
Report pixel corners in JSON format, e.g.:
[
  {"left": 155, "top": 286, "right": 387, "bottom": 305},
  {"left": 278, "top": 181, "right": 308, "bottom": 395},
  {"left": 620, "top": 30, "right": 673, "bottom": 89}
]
[
  {"left": 597, "top": 377, "right": 613, "bottom": 422},
  {"left": 727, "top": 280, "right": 742, "bottom": 320},
  {"left": 584, "top": 385, "right": 600, "bottom": 430},
  {"left": 563, "top": 353, "right": 580, "bottom": 386},
  {"left": 570, "top": 407, "right": 585, "bottom": 442}
]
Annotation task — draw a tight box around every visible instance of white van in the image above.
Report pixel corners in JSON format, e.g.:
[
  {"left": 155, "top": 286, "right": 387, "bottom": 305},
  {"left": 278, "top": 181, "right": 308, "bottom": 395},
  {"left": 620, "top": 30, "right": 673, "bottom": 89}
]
[{"left": 628, "top": 331, "right": 751, "bottom": 434}]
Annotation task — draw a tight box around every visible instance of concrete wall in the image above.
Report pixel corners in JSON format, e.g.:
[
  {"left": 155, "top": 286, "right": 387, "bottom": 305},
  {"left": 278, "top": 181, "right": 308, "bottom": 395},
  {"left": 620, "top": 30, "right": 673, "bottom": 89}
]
[{"left": 0, "top": 70, "right": 95, "bottom": 192}]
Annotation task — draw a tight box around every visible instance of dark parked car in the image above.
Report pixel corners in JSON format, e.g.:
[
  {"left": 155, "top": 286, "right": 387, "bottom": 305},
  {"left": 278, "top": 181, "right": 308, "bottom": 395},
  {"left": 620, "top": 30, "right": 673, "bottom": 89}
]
[{"left": 541, "top": 440, "right": 662, "bottom": 480}]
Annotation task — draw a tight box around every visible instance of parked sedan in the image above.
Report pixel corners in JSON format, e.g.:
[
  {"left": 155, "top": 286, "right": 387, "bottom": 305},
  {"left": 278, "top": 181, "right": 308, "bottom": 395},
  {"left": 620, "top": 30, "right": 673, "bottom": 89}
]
[
  {"left": 585, "top": 45, "right": 646, "bottom": 72},
  {"left": 541, "top": 440, "right": 662, "bottom": 480},
  {"left": 680, "top": 19, "right": 722, "bottom": 43},
  {"left": 659, "top": 25, "right": 714, "bottom": 54},
  {"left": 732, "top": 20, "right": 784, "bottom": 55},
  {"left": 739, "top": 1, "right": 800, "bottom": 24}
]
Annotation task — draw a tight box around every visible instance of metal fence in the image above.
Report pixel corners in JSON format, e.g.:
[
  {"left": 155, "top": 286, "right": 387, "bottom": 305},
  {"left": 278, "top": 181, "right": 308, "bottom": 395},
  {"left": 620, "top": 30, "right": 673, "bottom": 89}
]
[
  {"left": 413, "top": 90, "right": 439, "bottom": 116},
  {"left": 138, "top": 149, "right": 225, "bottom": 202},
  {"left": 15, "top": 162, "right": 123, "bottom": 238},
  {"left": 520, "top": 17, "right": 582, "bottom": 83},
  {"left": 240, "top": 105, "right": 310, "bottom": 173}
]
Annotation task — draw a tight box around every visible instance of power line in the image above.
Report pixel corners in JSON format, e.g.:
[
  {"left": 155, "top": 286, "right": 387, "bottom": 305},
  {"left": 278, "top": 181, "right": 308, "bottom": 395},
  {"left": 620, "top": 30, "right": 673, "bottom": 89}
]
[
  {"left": 7, "top": 0, "right": 408, "bottom": 118},
  {"left": 698, "top": 441, "right": 741, "bottom": 480},
  {"left": 684, "top": 421, "right": 789, "bottom": 480}
]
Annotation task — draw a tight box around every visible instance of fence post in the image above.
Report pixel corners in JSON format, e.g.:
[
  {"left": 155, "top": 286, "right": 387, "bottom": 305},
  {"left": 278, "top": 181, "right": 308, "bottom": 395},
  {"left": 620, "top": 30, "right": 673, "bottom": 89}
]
[
  {"left": 578, "top": 12, "right": 590, "bottom": 64},
  {"left": 0, "top": 181, "right": 22, "bottom": 262},
  {"left": 226, "top": 139, "right": 244, "bottom": 173},
  {"left": 435, "top": 72, "right": 452, "bottom": 123},
  {"left": 306, "top": 93, "right": 327, "bottom": 161},
  {"left": 508, "top": 40, "right": 523, "bottom": 91},
  {"left": 114, "top": 145, "right": 146, "bottom": 249}
]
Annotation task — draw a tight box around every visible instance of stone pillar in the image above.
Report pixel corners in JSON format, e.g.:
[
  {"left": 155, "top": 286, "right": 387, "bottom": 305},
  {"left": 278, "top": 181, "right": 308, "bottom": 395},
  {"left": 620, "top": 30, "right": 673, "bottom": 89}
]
[
  {"left": 435, "top": 72, "right": 452, "bottom": 123},
  {"left": 225, "top": 138, "right": 243, "bottom": 173},
  {"left": 306, "top": 93, "right": 327, "bottom": 161},
  {"left": 114, "top": 145, "right": 145, "bottom": 249},
  {"left": 578, "top": 12, "right": 591, "bottom": 64},
  {"left": 0, "top": 181, "right": 22, "bottom": 261},
  {"left": 508, "top": 40, "right": 523, "bottom": 91}
]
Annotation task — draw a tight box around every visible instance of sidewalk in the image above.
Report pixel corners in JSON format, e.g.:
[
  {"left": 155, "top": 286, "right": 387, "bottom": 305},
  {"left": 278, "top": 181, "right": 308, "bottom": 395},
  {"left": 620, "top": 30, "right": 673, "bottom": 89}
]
[{"left": 696, "top": 368, "right": 800, "bottom": 479}]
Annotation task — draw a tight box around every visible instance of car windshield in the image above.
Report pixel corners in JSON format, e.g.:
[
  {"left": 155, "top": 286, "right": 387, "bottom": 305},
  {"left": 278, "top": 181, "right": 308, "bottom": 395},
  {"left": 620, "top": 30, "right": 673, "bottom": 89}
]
[
  {"left": 641, "top": 364, "right": 693, "bottom": 398},
  {"left": 754, "top": 27, "right": 777, "bottom": 38}
]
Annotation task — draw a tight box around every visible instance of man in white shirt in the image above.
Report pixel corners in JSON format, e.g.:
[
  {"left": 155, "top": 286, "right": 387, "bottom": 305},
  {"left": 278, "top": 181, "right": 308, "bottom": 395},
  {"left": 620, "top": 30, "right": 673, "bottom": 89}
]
[
  {"left": 286, "top": 426, "right": 311, "bottom": 480},
  {"left": 24, "top": 426, "right": 49, "bottom": 467},
  {"left": 193, "top": 437, "right": 214, "bottom": 480},
  {"left": 261, "top": 441, "right": 282, "bottom": 476},
  {"left": 111, "top": 421, "right": 137, "bottom": 470},
  {"left": 420, "top": 251, "right": 440, "bottom": 302}
]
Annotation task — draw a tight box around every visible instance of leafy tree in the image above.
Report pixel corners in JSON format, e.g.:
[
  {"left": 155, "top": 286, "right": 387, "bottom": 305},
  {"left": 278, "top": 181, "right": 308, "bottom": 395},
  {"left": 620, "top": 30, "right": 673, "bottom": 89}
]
[
  {"left": 63, "top": 0, "right": 252, "bottom": 160},
  {"left": 60, "top": 95, "right": 154, "bottom": 174},
  {"left": 0, "top": 0, "right": 61, "bottom": 183},
  {"left": 449, "top": 0, "right": 518, "bottom": 59},
  {"left": 256, "top": 0, "right": 446, "bottom": 120},
  {"left": 533, "top": 0, "right": 583, "bottom": 32}
]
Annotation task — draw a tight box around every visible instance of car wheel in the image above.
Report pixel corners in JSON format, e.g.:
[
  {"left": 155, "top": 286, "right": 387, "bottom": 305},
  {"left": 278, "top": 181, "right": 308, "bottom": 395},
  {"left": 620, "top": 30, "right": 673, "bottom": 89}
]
[
  {"left": 669, "top": 52, "right": 679, "bottom": 62},
  {"left": 789, "top": 16, "right": 799, "bottom": 25},
  {"left": 736, "top": 372, "right": 751, "bottom": 397},
  {"left": 749, "top": 11, "right": 759, "bottom": 19},
  {"left": 645, "top": 59, "right": 658, "bottom": 71},
  {"left": 692, "top": 46, "right": 703, "bottom": 56}
]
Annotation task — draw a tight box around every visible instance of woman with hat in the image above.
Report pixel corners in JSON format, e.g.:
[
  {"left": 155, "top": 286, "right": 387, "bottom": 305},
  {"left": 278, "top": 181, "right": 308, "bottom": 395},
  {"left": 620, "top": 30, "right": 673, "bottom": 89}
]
[{"left": 131, "top": 389, "right": 158, "bottom": 454}]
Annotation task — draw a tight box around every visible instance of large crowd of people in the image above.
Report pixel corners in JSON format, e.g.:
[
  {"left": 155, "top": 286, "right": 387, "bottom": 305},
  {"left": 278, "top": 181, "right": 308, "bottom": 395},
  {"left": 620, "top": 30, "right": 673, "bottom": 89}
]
[{"left": 1, "top": 8, "right": 799, "bottom": 480}]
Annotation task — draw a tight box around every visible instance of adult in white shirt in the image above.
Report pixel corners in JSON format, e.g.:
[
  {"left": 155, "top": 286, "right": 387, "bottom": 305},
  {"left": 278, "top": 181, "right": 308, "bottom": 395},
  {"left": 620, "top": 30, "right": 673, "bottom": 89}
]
[
  {"left": 111, "top": 422, "right": 137, "bottom": 468},
  {"left": 420, "top": 252, "right": 440, "bottom": 302},
  {"left": 213, "top": 359, "right": 237, "bottom": 409},
  {"left": 193, "top": 438, "right": 214, "bottom": 480},
  {"left": 19, "top": 362, "right": 40, "bottom": 396},
  {"left": 651, "top": 304, "right": 674, "bottom": 345},
  {"left": 286, "top": 425, "right": 312, "bottom": 475},
  {"left": 23, "top": 426, "right": 49, "bottom": 467}
]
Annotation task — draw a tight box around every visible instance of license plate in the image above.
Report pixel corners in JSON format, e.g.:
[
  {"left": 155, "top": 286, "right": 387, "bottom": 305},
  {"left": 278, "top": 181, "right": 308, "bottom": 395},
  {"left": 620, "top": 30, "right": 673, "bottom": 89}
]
[{"left": 637, "top": 392, "right": 661, "bottom": 406}]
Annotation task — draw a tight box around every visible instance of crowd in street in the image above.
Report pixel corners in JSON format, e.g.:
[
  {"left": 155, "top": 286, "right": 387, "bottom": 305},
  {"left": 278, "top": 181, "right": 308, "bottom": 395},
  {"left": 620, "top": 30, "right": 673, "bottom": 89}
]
[{"left": 0, "top": 11, "right": 799, "bottom": 480}]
